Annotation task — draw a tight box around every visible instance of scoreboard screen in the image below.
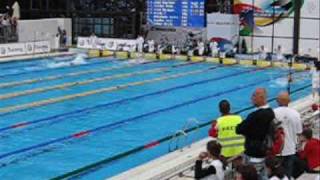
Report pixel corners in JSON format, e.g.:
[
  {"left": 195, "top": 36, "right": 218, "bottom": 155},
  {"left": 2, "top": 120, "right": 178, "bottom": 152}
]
[{"left": 147, "top": 0, "right": 205, "bottom": 27}]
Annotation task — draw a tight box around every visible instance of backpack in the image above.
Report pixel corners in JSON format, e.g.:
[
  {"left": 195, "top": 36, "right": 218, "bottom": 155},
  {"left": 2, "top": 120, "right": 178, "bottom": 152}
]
[{"left": 264, "top": 120, "right": 285, "bottom": 156}]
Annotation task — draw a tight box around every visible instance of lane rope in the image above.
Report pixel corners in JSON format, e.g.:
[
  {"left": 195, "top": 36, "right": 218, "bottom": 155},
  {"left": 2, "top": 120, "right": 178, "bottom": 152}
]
[
  {"left": 0, "top": 65, "right": 261, "bottom": 134},
  {"left": 0, "top": 64, "right": 221, "bottom": 115},
  {"left": 0, "top": 60, "right": 194, "bottom": 89},
  {"left": 0, "top": 57, "right": 77, "bottom": 70},
  {"left": 0, "top": 61, "right": 201, "bottom": 100},
  {"left": 0, "top": 58, "right": 116, "bottom": 79},
  {"left": 0, "top": 72, "right": 287, "bottom": 161}
]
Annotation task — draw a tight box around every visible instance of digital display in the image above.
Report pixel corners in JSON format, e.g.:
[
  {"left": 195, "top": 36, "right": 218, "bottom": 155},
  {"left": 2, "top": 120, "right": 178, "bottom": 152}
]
[{"left": 147, "top": 0, "right": 205, "bottom": 27}]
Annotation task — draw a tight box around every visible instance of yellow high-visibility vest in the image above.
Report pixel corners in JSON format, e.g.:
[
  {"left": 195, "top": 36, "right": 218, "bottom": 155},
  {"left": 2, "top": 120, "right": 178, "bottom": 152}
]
[{"left": 217, "top": 115, "right": 245, "bottom": 158}]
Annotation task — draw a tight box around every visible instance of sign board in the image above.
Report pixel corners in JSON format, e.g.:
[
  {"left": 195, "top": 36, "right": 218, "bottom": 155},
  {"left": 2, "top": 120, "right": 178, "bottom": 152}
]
[
  {"left": 0, "top": 41, "right": 51, "bottom": 57},
  {"left": 147, "top": 0, "right": 205, "bottom": 27},
  {"left": 77, "top": 37, "right": 138, "bottom": 51},
  {"left": 207, "top": 13, "right": 240, "bottom": 52}
]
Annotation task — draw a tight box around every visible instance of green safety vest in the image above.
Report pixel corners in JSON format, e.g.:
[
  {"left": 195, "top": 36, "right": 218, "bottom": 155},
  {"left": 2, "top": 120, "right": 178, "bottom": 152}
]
[{"left": 217, "top": 115, "right": 245, "bottom": 158}]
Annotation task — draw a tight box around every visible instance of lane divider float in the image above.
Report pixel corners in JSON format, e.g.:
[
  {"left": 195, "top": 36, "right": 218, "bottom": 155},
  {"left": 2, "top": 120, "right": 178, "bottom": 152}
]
[
  {"left": 0, "top": 61, "right": 201, "bottom": 100},
  {"left": 0, "top": 58, "right": 116, "bottom": 79},
  {"left": 0, "top": 65, "right": 263, "bottom": 134},
  {"left": 0, "top": 72, "right": 286, "bottom": 161},
  {"left": 0, "top": 64, "right": 220, "bottom": 114}
]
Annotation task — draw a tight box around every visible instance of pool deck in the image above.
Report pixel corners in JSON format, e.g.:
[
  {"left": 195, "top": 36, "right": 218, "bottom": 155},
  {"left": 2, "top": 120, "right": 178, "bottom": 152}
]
[
  {"left": 110, "top": 95, "right": 318, "bottom": 180},
  {"left": 0, "top": 52, "right": 75, "bottom": 63}
]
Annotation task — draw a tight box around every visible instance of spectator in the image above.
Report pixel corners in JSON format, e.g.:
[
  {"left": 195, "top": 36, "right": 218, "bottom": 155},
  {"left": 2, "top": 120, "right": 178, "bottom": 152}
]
[
  {"left": 136, "top": 35, "right": 144, "bottom": 53},
  {"left": 298, "top": 128, "right": 320, "bottom": 172},
  {"left": 235, "top": 164, "right": 259, "bottom": 180},
  {"left": 236, "top": 88, "right": 275, "bottom": 179},
  {"left": 273, "top": 92, "right": 302, "bottom": 178},
  {"left": 12, "top": 1, "right": 20, "bottom": 20},
  {"left": 194, "top": 140, "right": 226, "bottom": 180},
  {"left": 2, "top": 15, "right": 10, "bottom": 26},
  {"left": 62, "top": 30, "right": 67, "bottom": 47},
  {"left": 265, "top": 157, "right": 289, "bottom": 180},
  {"left": 209, "top": 100, "right": 244, "bottom": 158},
  {"left": 310, "top": 63, "right": 320, "bottom": 102}
]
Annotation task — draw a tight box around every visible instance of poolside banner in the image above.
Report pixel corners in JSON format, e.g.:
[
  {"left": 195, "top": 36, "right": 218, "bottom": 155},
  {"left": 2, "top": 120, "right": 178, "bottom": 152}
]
[
  {"left": 233, "top": 0, "right": 302, "bottom": 36},
  {"left": 0, "top": 43, "right": 25, "bottom": 57},
  {"left": 77, "top": 37, "right": 137, "bottom": 51},
  {"left": 207, "top": 13, "right": 240, "bottom": 52},
  {"left": 0, "top": 41, "right": 50, "bottom": 57},
  {"left": 145, "top": 26, "right": 206, "bottom": 49}
]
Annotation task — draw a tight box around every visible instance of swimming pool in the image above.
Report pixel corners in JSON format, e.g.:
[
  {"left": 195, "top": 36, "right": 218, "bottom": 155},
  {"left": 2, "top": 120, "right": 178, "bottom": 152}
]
[{"left": 0, "top": 55, "right": 311, "bottom": 179}]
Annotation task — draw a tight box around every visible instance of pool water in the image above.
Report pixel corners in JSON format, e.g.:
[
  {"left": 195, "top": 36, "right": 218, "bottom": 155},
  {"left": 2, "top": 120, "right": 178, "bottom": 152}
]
[{"left": 0, "top": 55, "right": 311, "bottom": 179}]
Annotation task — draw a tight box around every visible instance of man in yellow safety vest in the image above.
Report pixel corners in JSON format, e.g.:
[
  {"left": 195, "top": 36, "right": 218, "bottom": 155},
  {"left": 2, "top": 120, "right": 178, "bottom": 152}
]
[{"left": 209, "top": 100, "right": 245, "bottom": 158}]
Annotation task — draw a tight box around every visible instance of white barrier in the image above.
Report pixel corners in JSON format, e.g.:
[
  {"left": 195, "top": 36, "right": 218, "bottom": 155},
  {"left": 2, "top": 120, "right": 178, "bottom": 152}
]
[
  {"left": 18, "top": 18, "right": 72, "bottom": 49},
  {"left": 77, "top": 37, "right": 137, "bottom": 51},
  {"left": 0, "top": 41, "right": 51, "bottom": 58}
]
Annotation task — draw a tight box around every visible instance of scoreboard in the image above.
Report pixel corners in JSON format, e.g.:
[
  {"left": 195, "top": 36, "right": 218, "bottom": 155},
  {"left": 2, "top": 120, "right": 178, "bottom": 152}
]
[{"left": 147, "top": 0, "right": 205, "bottom": 27}]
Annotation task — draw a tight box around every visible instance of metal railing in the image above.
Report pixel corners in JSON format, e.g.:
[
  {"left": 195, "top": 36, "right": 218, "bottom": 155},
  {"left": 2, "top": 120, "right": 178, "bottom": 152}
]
[{"left": 168, "top": 118, "right": 200, "bottom": 152}]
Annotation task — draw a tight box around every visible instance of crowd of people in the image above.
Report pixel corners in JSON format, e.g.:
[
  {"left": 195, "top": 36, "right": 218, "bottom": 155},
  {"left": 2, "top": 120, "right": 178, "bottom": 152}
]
[
  {"left": 135, "top": 35, "right": 226, "bottom": 58},
  {"left": 195, "top": 87, "right": 320, "bottom": 180},
  {"left": 0, "top": 1, "right": 20, "bottom": 43}
]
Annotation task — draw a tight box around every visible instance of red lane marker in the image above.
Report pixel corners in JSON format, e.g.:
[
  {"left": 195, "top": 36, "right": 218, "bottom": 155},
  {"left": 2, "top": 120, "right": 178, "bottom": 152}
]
[
  {"left": 144, "top": 141, "right": 160, "bottom": 149},
  {"left": 73, "top": 131, "right": 90, "bottom": 138},
  {"left": 11, "top": 122, "right": 29, "bottom": 129}
]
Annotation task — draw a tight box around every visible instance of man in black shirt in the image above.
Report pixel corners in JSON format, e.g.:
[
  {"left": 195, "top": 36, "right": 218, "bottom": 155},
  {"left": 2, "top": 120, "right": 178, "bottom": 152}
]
[{"left": 236, "top": 88, "right": 275, "bottom": 180}]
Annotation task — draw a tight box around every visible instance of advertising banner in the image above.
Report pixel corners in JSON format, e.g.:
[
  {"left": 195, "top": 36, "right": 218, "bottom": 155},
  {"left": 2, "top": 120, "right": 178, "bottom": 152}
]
[
  {"left": 0, "top": 41, "right": 50, "bottom": 57},
  {"left": 207, "top": 13, "right": 240, "bottom": 52},
  {"left": 77, "top": 37, "right": 137, "bottom": 51}
]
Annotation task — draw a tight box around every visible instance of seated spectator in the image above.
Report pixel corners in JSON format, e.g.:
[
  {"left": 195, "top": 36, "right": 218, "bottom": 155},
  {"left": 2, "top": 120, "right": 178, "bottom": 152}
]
[
  {"left": 235, "top": 164, "right": 258, "bottom": 180},
  {"left": 194, "top": 140, "right": 227, "bottom": 180},
  {"left": 298, "top": 128, "right": 320, "bottom": 172},
  {"left": 209, "top": 100, "right": 244, "bottom": 159},
  {"left": 265, "top": 156, "right": 289, "bottom": 180}
]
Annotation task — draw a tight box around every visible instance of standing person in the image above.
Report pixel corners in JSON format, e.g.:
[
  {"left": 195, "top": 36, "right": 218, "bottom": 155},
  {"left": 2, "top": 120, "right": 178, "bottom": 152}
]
[
  {"left": 11, "top": 1, "right": 20, "bottom": 20},
  {"left": 209, "top": 100, "right": 245, "bottom": 158},
  {"left": 194, "top": 140, "right": 226, "bottom": 180},
  {"left": 273, "top": 92, "right": 302, "bottom": 178},
  {"left": 236, "top": 88, "right": 275, "bottom": 179},
  {"left": 136, "top": 35, "right": 144, "bottom": 53},
  {"left": 310, "top": 62, "right": 320, "bottom": 102},
  {"left": 198, "top": 40, "right": 205, "bottom": 56}
]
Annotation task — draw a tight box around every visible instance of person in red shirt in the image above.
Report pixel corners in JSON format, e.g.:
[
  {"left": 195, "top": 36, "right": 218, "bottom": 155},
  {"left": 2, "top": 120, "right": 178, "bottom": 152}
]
[{"left": 298, "top": 128, "right": 320, "bottom": 171}]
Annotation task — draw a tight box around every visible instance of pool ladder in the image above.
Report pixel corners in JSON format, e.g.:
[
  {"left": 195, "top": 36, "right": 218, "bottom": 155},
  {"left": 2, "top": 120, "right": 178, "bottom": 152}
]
[{"left": 168, "top": 118, "right": 200, "bottom": 152}]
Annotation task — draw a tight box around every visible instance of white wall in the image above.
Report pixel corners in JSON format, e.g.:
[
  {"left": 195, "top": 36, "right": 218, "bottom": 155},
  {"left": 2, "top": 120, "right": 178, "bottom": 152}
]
[{"left": 17, "top": 18, "right": 72, "bottom": 49}]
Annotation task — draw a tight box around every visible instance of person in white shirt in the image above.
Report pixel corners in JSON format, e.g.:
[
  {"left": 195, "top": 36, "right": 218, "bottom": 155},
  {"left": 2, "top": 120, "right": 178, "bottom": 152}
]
[
  {"left": 171, "top": 44, "right": 177, "bottom": 55},
  {"left": 273, "top": 92, "right": 302, "bottom": 178},
  {"left": 12, "top": 1, "right": 20, "bottom": 19},
  {"left": 148, "top": 39, "right": 155, "bottom": 53},
  {"left": 136, "top": 35, "right": 144, "bottom": 53},
  {"left": 194, "top": 140, "right": 226, "bottom": 180},
  {"left": 210, "top": 41, "right": 219, "bottom": 57},
  {"left": 310, "top": 64, "right": 320, "bottom": 101},
  {"left": 276, "top": 45, "right": 284, "bottom": 62},
  {"left": 89, "top": 32, "right": 98, "bottom": 49},
  {"left": 259, "top": 45, "right": 267, "bottom": 60},
  {"left": 198, "top": 40, "right": 205, "bottom": 56}
]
